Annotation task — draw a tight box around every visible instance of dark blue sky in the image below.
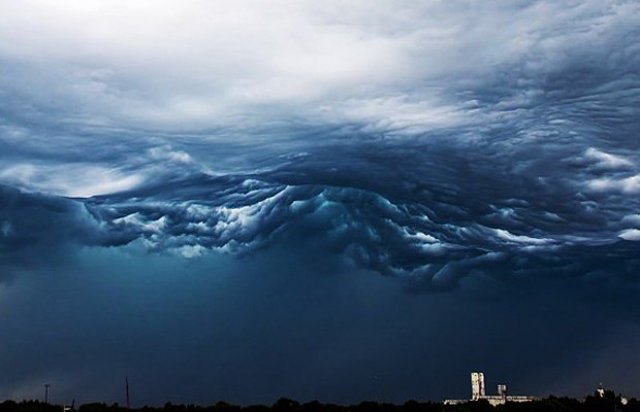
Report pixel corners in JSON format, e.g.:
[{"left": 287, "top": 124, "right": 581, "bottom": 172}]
[{"left": 1, "top": 0, "right": 639, "bottom": 406}]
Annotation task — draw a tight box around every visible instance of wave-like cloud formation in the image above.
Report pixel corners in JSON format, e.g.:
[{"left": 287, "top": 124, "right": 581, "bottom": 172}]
[
  {"left": 83, "top": 144, "right": 638, "bottom": 290},
  {"left": 1, "top": 1, "right": 639, "bottom": 290},
  {"left": 2, "top": 133, "right": 638, "bottom": 291}
]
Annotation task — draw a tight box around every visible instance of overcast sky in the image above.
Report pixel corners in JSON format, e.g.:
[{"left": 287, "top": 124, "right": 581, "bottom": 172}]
[{"left": 1, "top": 0, "right": 639, "bottom": 406}]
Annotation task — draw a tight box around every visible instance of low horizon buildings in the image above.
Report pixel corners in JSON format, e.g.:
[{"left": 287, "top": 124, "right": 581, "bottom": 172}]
[{"left": 444, "top": 372, "right": 538, "bottom": 406}]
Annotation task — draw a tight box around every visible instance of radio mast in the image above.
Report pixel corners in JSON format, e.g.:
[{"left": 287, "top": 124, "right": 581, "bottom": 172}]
[{"left": 125, "top": 376, "right": 131, "bottom": 409}]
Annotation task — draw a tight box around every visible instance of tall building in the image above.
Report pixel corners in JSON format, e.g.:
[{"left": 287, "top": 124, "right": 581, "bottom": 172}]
[
  {"left": 497, "top": 384, "right": 507, "bottom": 402},
  {"left": 471, "top": 372, "right": 485, "bottom": 400},
  {"left": 445, "top": 372, "right": 538, "bottom": 406}
]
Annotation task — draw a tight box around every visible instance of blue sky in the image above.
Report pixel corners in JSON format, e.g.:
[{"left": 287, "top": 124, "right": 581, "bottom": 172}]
[{"left": 1, "top": 0, "right": 639, "bottom": 406}]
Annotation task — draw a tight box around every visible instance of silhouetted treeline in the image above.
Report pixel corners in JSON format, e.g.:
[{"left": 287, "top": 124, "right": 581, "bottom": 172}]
[{"left": 1, "top": 390, "right": 637, "bottom": 412}]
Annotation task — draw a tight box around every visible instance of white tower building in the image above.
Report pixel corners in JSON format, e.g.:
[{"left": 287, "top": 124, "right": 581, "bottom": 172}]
[
  {"left": 497, "top": 384, "right": 507, "bottom": 401},
  {"left": 471, "top": 372, "right": 485, "bottom": 400}
]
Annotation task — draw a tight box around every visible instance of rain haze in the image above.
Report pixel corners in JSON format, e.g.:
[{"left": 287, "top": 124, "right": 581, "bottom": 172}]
[{"left": 1, "top": 0, "right": 639, "bottom": 407}]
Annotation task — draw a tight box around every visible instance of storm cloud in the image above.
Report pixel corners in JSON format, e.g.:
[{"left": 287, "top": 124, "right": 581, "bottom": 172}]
[{"left": 0, "top": 0, "right": 639, "bottom": 406}]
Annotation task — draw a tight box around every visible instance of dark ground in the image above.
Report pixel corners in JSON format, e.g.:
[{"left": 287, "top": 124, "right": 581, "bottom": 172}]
[{"left": 0, "top": 390, "right": 635, "bottom": 412}]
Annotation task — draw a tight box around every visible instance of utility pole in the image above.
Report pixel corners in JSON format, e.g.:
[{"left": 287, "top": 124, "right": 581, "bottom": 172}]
[
  {"left": 125, "top": 376, "right": 130, "bottom": 409},
  {"left": 44, "top": 383, "right": 50, "bottom": 404}
]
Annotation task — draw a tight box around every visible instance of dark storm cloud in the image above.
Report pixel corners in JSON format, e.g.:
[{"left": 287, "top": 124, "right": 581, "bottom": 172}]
[
  {"left": 76, "top": 129, "right": 639, "bottom": 290},
  {"left": 0, "top": 185, "right": 104, "bottom": 275},
  {"left": 1, "top": 0, "right": 640, "bottom": 405},
  {"left": 3, "top": 136, "right": 638, "bottom": 291}
]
